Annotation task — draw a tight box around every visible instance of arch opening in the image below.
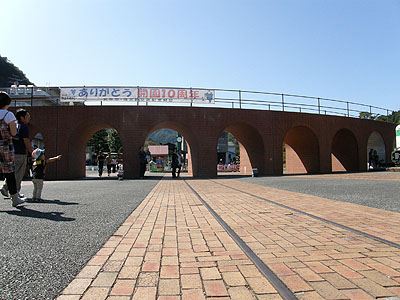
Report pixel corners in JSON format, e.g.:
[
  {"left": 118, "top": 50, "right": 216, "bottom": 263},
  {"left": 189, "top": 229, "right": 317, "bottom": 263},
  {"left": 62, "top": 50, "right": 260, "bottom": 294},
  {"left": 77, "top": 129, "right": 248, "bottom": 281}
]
[
  {"left": 144, "top": 128, "right": 193, "bottom": 178},
  {"left": 86, "top": 128, "right": 124, "bottom": 178},
  {"left": 216, "top": 131, "right": 240, "bottom": 175},
  {"left": 283, "top": 126, "right": 320, "bottom": 174},
  {"left": 367, "top": 131, "right": 386, "bottom": 169},
  {"left": 331, "top": 129, "right": 358, "bottom": 172},
  {"left": 218, "top": 123, "right": 265, "bottom": 176}
]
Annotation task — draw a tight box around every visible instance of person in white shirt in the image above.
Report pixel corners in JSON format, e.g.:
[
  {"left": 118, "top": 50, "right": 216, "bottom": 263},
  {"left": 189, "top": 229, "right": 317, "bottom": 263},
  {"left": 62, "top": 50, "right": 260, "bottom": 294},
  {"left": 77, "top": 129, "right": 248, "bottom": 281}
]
[{"left": 0, "top": 92, "right": 24, "bottom": 207}]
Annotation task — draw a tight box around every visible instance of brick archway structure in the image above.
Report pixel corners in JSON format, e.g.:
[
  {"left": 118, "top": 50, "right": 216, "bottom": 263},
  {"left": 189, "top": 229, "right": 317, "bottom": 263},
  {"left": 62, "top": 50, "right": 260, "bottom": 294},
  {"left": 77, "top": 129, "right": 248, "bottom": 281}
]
[
  {"left": 331, "top": 128, "right": 359, "bottom": 172},
  {"left": 219, "top": 122, "right": 265, "bottom": 176},
  {"left": 284, "top": 126, "right": 320, "bottom": 174},
  {"left": 13, "top": 106, "right": 395, "bottom": 179}
]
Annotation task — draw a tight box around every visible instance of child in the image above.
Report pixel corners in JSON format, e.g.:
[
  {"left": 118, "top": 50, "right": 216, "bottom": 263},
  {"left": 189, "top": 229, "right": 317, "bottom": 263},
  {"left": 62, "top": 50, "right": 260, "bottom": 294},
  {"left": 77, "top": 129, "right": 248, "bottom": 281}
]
[{"left": 31, "top": 148, "right": 62, "bottom": 201}]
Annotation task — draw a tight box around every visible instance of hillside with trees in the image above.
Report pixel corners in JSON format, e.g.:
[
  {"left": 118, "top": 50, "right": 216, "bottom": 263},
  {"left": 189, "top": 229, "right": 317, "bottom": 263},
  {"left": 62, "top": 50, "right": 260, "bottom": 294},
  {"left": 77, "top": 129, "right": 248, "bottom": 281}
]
[
  {"left": 0, "top": 55, "right": 33, "bottom": 87},
  {"left": 359, "top": 110, "right": 400, "bottom": 124}
]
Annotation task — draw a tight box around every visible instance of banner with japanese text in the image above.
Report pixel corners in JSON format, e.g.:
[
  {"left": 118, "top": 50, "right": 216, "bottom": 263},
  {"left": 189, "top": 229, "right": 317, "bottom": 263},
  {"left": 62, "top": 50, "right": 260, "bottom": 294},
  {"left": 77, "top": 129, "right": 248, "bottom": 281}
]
[{"left": 60, "top": 87, "right": 215, "bottom": 103}]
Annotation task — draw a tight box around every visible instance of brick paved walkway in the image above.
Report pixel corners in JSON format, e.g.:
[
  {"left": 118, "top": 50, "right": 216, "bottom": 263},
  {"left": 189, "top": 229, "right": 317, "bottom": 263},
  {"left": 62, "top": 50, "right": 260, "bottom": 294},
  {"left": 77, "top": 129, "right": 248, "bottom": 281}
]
[
  {"left": 57, "top": 177, "right": 400, "bottom": 299},
  {"left": 57, "top": 179, "right": 282, "bottom": 300}
]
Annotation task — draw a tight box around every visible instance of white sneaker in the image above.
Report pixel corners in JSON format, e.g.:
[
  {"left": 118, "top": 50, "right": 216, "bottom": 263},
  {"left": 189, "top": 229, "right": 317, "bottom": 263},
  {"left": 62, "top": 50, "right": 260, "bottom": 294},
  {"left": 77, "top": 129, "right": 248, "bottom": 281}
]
[
  {"left": 11, "top": 194, "right": 25, "bottom": 207},
  {"left": 1, "top": 186, "right": 9, "bottom": 198},
  {"left": 18, "top": 193, "right": 25, "bottom": 199}
]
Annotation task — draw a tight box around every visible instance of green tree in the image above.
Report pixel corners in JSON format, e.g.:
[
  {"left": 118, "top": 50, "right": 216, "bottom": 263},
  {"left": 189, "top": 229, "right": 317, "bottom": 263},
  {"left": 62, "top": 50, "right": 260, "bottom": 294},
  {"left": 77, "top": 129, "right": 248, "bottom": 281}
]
[
  {"left": 376, "top": 110, "right": 400, "bottom": 124},
  {"left": 87, "top": 130, "right": 109, "bottom": 153},
  {"left": 359, "top": 110, "right": 400, "bottom": 124},
  {"left": 107, "top": 129, "right": 123, "bottom": 153},
  {"left": 359, "top": 112, "right": 377, "bottom": 120},
  {"left": 0, "top": 55, "right": 33, "bottom": 87}
]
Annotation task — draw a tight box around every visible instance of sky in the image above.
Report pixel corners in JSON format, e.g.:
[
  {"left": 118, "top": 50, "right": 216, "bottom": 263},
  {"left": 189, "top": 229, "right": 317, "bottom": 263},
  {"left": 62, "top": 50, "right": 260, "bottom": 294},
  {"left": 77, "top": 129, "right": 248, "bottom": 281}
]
[{"left": 1, "top": 0, "right": 399, "bottom": 112}]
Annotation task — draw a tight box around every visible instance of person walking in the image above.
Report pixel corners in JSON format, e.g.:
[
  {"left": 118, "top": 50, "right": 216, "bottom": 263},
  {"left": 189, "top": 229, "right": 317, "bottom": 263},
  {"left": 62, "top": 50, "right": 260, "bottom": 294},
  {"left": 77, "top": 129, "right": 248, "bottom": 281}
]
[
  {"left": 97, "top": 151, "right": 105, "bottom": 177},
  {"left": 0, "top": 92, "right": 24, "bottom": 207},
  {"left": 171, "top": 148, "right": 181, "bottom": 178},
  {"left": 138, "top": 146, "right": 146, "bottom": 178},
  {"left": 1, "top": 108, "right": 32, "bottom": 198},
  {"left": 106, "top": 152, "right": 113, "bottom": 176}
]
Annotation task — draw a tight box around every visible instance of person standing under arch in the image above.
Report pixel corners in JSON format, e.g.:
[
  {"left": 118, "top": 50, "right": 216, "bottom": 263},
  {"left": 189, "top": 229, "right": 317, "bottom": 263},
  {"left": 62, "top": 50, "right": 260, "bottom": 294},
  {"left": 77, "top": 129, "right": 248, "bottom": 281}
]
[
  {"left": 106, "top": 152, "right": 113, "bottom": 176},
  {"left": 97, "top": 151, "right": 105, "bottom": 177},
  {"left": 0, "top": 92, "right": 24, "bottom": 207},
  {"left": 171, "top": 148, "right": 182, "bottom": 178},
  {"left": 138, "top": 146, "right": 146, "bottom": 178}
]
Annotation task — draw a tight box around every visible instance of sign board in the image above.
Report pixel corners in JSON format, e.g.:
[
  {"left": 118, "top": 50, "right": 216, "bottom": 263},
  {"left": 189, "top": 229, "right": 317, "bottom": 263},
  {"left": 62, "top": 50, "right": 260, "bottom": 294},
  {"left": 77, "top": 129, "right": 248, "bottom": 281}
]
[
  {"left": 396, "top": 125, "right": 400, "bottom": 148},
  {"left": 60, "top": 87, "right": 215, "bottom": 104}
]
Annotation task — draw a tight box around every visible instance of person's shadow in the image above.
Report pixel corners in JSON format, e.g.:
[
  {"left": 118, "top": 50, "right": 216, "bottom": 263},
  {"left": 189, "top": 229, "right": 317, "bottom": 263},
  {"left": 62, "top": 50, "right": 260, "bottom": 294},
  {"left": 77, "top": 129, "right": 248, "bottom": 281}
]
[
  {"left": 1, "top": 206, "right": 75, "bottom": 222},
  {"left": 25, "top": 198, "right": 79, "bottom": 206}
]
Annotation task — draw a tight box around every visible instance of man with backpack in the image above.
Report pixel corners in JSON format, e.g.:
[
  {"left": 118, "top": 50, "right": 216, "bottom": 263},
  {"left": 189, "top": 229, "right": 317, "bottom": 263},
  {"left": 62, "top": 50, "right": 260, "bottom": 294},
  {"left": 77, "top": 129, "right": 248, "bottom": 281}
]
[{"left": 1, "top": 109, "right": 32, "bottom": 199}]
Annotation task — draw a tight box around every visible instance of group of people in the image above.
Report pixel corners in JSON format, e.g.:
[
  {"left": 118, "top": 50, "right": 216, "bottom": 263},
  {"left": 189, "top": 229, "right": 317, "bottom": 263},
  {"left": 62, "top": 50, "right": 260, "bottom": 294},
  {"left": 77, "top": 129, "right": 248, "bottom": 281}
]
[
  {"left": 96, "top": 152, "right": 120, "bottom": 177},
  {"left": 0, "top": 91, "right": 62, "bottom": 207},
  {"left": 95, "top": 145, "right": 184, "bottom": 179},
  {"left": 138, "top": 146, "right": 183, "bottom": 178}
]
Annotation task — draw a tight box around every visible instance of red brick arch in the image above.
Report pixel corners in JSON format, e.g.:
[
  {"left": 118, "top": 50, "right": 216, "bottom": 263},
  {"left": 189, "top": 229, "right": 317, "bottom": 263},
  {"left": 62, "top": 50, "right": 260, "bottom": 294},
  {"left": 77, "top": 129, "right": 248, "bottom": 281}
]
[
  {"left": 11, "top": 106, "right": 395, "bottom": 179},
  {"left": 67, "top": 120, "right": 124, "bottom": 178},
  {"left": 331, "top": 128, "right": 359, "bottom": 172},
  {"left": 284, "top": 126, "right": 320, "bottom": 174},
  {"left": 220, "top": 122, "right": 266, "bottom": 175},
  {"left": 145, "top": 121, "right": 199, "bottom": 176}
]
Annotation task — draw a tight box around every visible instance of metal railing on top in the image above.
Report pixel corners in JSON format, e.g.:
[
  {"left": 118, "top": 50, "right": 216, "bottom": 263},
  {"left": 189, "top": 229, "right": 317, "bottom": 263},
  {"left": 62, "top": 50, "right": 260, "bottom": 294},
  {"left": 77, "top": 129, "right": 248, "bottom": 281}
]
[{"left": 0, "top": 85, "right": 395, "bottom": 122}]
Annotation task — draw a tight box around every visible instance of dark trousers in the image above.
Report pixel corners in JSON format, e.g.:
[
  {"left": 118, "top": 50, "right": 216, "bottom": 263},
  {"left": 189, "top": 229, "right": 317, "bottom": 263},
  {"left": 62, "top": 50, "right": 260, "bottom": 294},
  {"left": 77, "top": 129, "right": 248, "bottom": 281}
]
[
  {"left": 139, "top": 163, "right": 146, "bottom": 177},
  {"left": 107, "top": 164, "right": 112, "bottom": 175},
  {"left": 4, "top": 173, "right": 17, "bottom": 195},
  {"left": 98, "top": 163, "right": 104, "bottom": 176}
]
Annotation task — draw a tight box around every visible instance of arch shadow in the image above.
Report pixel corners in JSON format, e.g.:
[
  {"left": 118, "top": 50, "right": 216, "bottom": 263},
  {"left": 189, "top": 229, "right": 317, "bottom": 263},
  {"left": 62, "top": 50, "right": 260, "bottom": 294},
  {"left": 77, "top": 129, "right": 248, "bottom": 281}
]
[
  {"left": 284, "top": 126, "right": 320, "bottom": 174},
  {"left": 221, "top": 122, "right": 265, "bottom": 175},
  {"left": 331, "top": 128, "right": 358, "bottom": 172}
]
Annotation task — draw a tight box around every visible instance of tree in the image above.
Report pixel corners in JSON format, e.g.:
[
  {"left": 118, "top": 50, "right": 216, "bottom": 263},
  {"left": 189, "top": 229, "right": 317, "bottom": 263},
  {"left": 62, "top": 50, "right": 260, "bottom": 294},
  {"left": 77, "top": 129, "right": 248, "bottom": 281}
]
[
  {"left": 359, "top": 112, "right": 377, "bottom": 120},
  {"left": 376, "top": 110, "right": 400, "bottom": 124},
  {"left": 359, "top": 110, "right": 400, "bottom": 124},
  {"left": 87, "top": 129, "right": 123, "bottom": 153},
  {"left": 0, "top": 55, "right": 33, "bottom": 87},
  {"left": 87, "top": 130, "right": 109, "bottom": 153},
  {"left": 107, "top": 129, "right": 123, "bottom": 153}
]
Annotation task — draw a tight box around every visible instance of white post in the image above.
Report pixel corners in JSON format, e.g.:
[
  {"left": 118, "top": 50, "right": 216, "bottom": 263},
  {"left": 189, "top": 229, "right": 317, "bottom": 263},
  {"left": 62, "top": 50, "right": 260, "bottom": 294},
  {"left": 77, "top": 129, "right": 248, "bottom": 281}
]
[{"left": 396, "top": 125, "right": 400, "bottom": 149}]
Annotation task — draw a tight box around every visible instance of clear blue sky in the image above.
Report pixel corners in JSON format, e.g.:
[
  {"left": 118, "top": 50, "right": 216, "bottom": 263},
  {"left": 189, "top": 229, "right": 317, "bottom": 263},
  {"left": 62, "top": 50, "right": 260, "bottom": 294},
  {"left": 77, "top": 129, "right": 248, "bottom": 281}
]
[{"left": 1, "top": 0, "right": 399, "bottom": 110}]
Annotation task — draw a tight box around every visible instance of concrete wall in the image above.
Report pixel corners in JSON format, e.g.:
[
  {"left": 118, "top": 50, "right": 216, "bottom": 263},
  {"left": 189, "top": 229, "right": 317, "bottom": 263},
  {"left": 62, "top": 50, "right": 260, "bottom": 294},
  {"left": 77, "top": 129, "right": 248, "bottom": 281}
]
[{"left": 12, "top": 106, "right": 396, "bottom": 179}]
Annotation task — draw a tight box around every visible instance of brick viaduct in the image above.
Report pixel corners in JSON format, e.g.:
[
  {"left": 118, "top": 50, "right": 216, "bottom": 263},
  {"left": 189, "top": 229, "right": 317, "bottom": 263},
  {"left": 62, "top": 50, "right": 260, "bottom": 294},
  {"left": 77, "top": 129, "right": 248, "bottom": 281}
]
[{"left": 13, "top": 106, "right": 396, "bottom": 180}]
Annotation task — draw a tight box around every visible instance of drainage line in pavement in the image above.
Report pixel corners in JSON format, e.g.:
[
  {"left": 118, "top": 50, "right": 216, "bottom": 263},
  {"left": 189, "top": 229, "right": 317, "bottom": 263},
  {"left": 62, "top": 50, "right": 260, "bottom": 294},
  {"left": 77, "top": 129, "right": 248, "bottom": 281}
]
[
  {"left": 214, "top": 181, "right": 400, "bottom": 250},
  {"left": 184, "top": 180, "right": 299, "bottom": 300}
]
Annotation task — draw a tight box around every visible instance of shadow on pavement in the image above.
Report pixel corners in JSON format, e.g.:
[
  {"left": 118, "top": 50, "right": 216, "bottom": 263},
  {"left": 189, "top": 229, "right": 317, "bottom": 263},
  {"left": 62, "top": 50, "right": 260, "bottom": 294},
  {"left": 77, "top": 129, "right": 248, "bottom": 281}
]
[
  {"left": 25, "top": 198, "right": 79, "bottom": 205},
  {"left": 1, "top": 206, "right": 75, "bottom": 222}
]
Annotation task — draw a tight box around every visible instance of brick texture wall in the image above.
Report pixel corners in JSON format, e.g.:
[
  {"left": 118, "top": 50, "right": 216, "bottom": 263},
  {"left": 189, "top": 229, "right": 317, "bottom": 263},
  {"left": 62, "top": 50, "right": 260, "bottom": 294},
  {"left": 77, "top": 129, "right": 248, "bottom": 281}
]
[{"left": 11, "top": 106, "right": 396, "bottom": 179}]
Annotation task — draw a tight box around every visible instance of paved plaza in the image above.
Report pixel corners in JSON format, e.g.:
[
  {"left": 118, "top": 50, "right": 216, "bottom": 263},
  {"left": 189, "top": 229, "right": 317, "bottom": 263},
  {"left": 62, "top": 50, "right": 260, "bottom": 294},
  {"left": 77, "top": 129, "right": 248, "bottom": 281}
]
[{"left": 1, "top": 172, "right": 400, "bottom": 299}]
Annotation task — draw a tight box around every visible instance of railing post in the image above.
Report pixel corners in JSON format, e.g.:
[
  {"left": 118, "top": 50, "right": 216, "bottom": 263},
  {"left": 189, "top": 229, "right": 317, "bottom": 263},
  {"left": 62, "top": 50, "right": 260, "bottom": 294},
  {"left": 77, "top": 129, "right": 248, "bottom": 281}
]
[
  {"left": 239, "top": 90, "right": 242, "bottom": 109},
  {"left": 281, "top": 94, "right": 285, "bottom": 111},
  {"left": 137, "top": 86, "right": 140, "bottom": 106},
  {"left": 318, "top": 98, "right": 320, "bottom": 114},
  {"left": 347, "top": 102, "right": 350, "bottom": 117},
  {"left": 299, "top": 107, "right": 301, "bottom": 113},
  {"left": 190, "top": 87, "right": 193, "bottom": 107},
  {"left": 268, "top": 104, "right": 270, "bottom": 110},
  {"left": 369, "top": 105, "right": 372, "bottom": 115},
  {"left": 232, "top": 102, "right": 234, "bottom": 109},
  {"left": 387, "top": 109, "right": 389, "bottom": 122},
  {"left": 30, "top": 86, "right": 34, "bottom": 106}
]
